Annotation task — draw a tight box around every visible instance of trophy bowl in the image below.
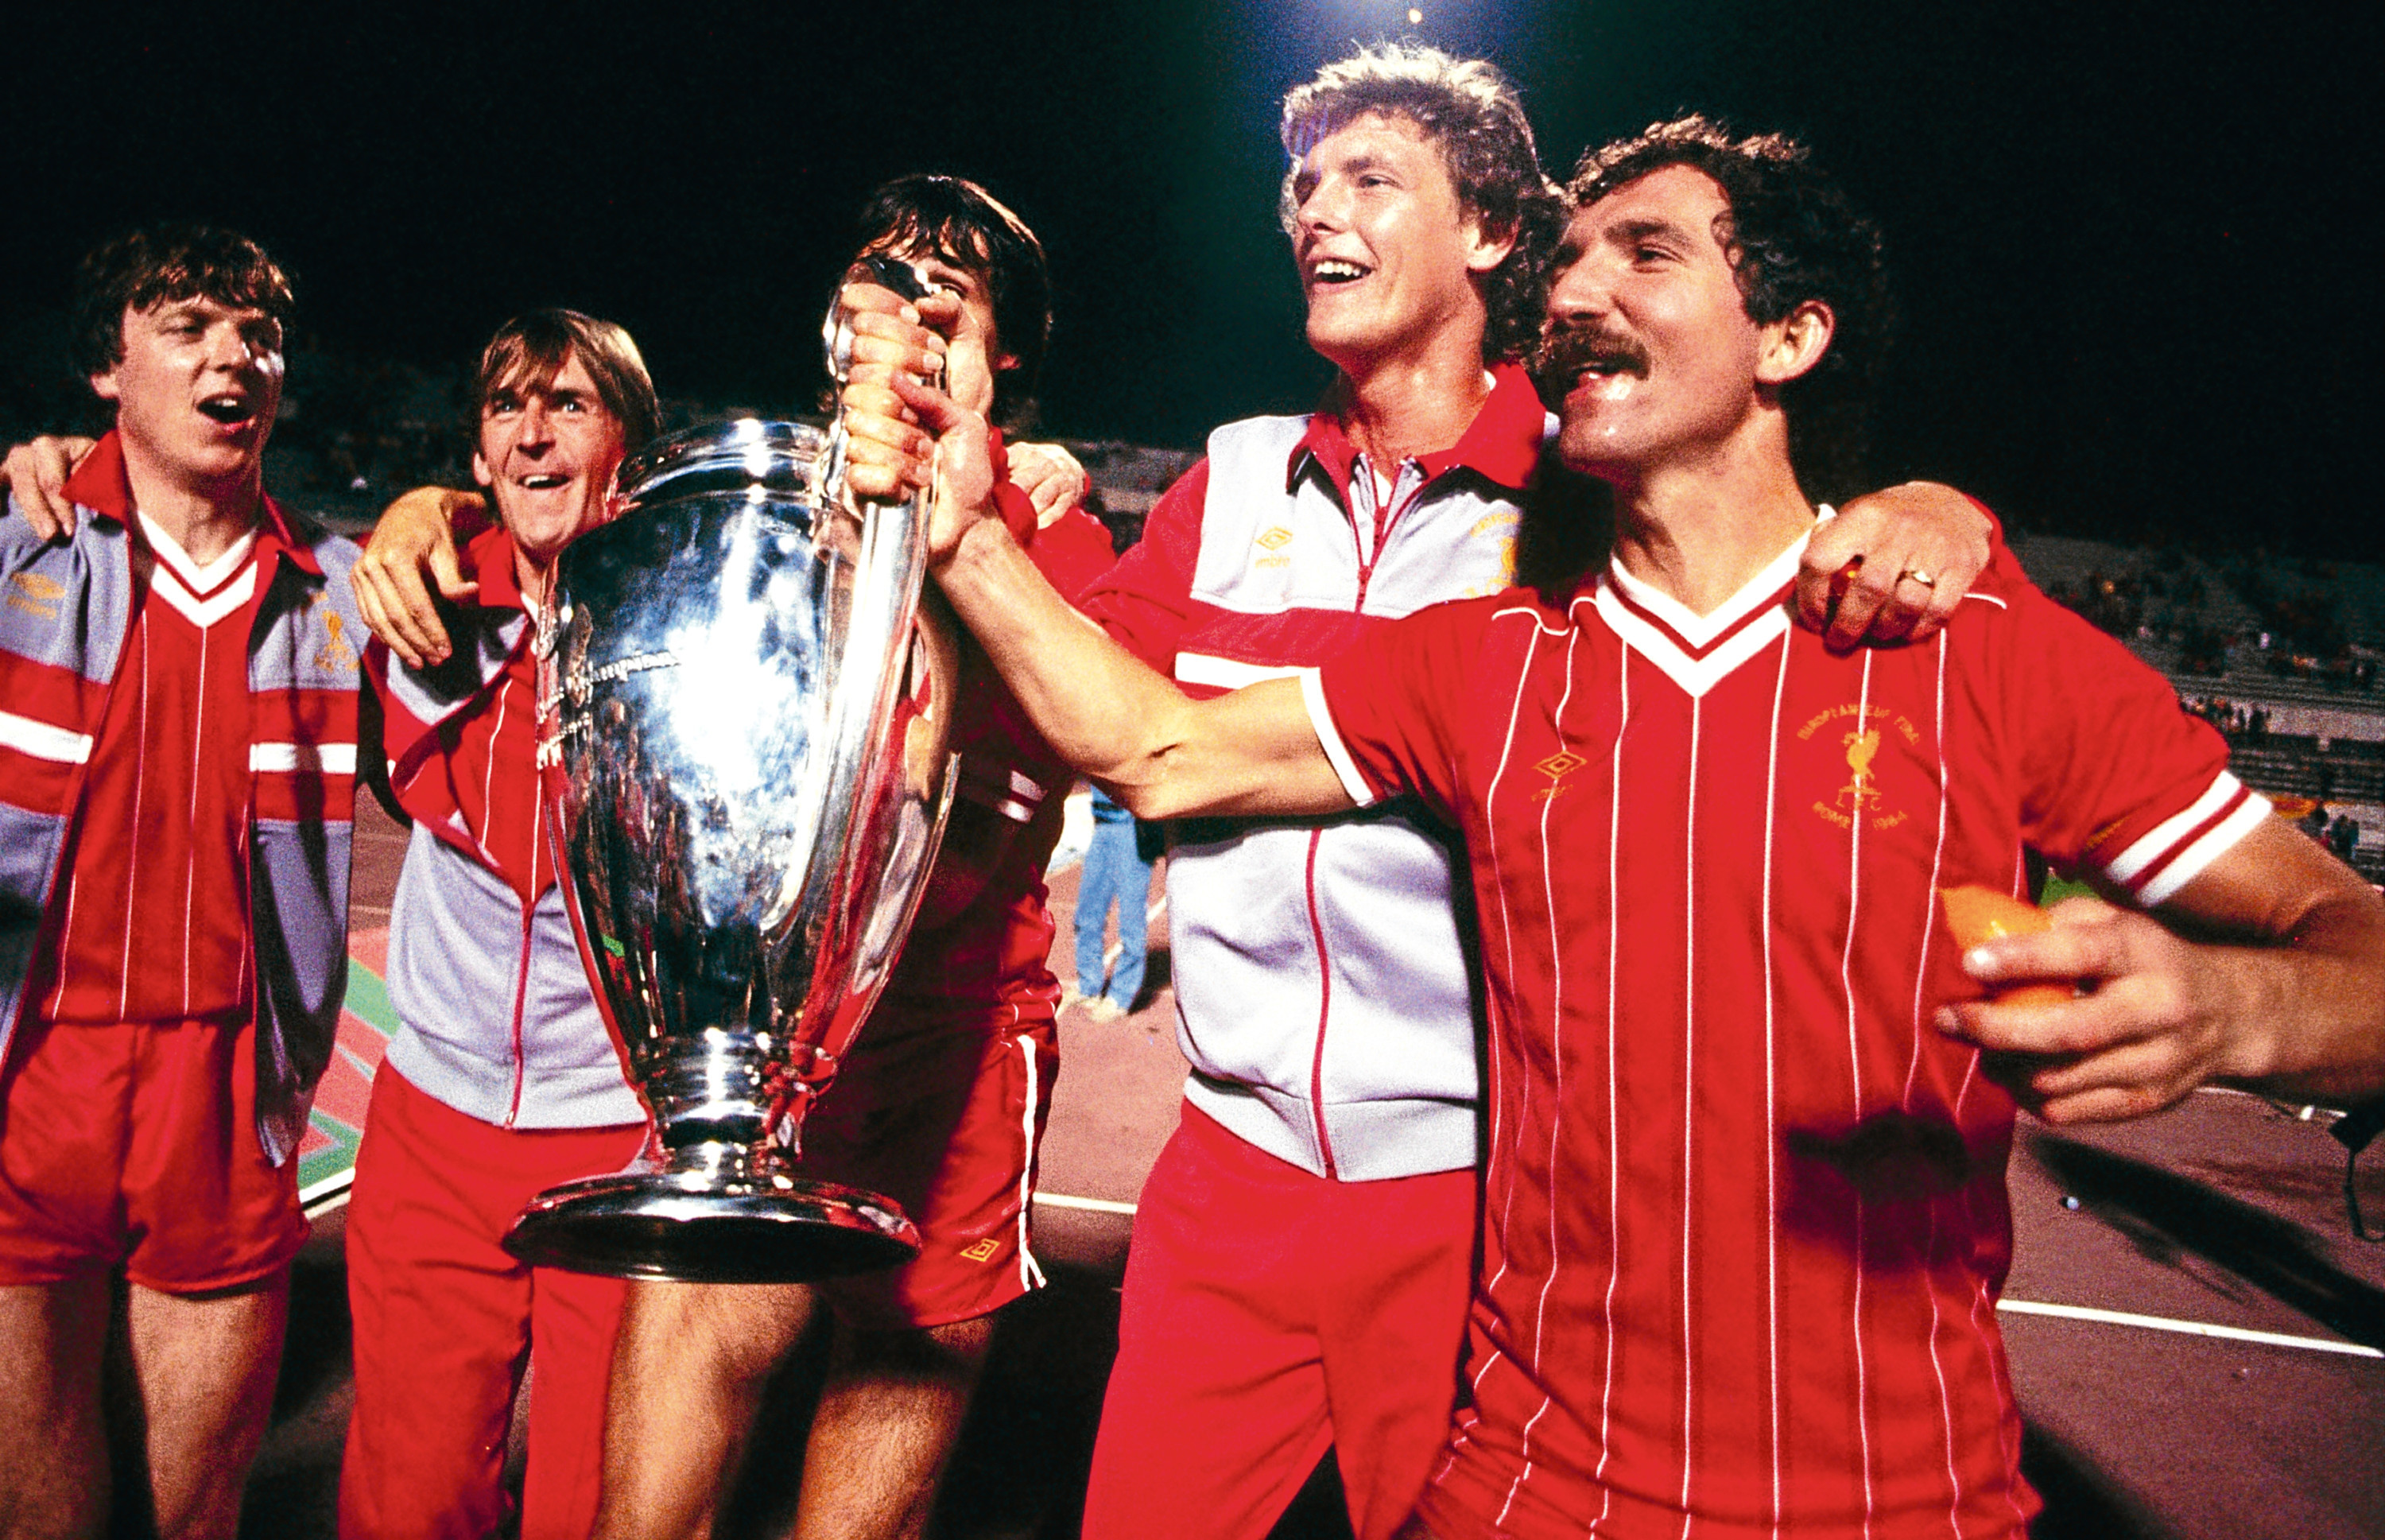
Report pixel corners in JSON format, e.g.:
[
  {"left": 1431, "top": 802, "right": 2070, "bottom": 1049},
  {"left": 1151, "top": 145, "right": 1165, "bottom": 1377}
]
[{"left": 502, "top": 417, "right": 960, "bottom": 1283}]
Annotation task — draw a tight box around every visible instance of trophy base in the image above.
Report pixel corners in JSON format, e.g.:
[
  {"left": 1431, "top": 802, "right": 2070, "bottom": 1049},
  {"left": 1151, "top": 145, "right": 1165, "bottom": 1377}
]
[{"left": 502, "top": 1158, "right": 922, "bottom": 1283}]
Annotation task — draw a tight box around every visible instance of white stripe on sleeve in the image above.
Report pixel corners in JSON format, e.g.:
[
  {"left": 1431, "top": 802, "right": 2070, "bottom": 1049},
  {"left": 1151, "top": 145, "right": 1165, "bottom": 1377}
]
[
  {"left": 1298, "top": 667, "right": 1379, "bottom": 808},
  {"left": 2118, "top": 777, "right": 2261, "bottom": 901},
  {"left": 2103, "top": 772, "right": 2255, "bottom": 886},
  {"left": 0, "top": 708, "right": 95, "bottom": 764},
  {"left": 1175, "top": 652, "right": 1304, "bottom": 690},
  {"left": 2135, "top": 789, "right": 2274, "bottom": 908},
  {"left": 250, "top": 741, "right": 359, "bottom": 774}
]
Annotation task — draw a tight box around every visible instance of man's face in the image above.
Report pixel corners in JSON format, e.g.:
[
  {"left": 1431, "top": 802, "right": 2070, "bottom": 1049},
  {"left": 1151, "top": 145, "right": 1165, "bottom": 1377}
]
[
  {"left": 91, "top": 295, "right": 285, "bottom": 491},
  {"left": 471, "top": 351, "right": 629, "bottom": 567},
  {"left": 1541, "top": 165, "right": 1786, "bottom": 481},
  {"left": 857, "top": 239, "right": 1014, "bottom": 421},
  {"left": 1287, "top": 111, "right": 1510, "bottom": 374}
]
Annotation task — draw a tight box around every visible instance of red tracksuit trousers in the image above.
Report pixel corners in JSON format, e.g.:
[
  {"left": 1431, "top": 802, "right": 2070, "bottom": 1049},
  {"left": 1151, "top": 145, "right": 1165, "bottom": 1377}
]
[{"left": 339, "top": 1067, "right": 645, "bottom": 1539}]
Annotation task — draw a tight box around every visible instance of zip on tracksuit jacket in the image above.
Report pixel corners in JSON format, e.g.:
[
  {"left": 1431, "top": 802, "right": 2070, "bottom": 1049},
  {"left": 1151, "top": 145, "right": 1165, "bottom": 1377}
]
[
  {"left": 1076, "top": 364, "right": 1553, "bottom": 1181},
  {"left": 365, "top": 527, "right": 643, "bottom": 1131},
  {"left": 0, "top": 438, "right": 363, "bottom": 1166}
]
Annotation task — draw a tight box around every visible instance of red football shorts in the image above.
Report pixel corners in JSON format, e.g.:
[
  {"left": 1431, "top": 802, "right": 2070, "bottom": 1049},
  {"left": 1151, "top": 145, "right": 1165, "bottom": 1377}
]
[
  {"left": 1079, "top": 1102, "right": 1477, "bottom": 1540},
  {"left": 0, "top": 1012, "right": 304, "bottom": 1292},
  {"left": 796, "top": 1002, "right": 1057, "bottom": 1331}
]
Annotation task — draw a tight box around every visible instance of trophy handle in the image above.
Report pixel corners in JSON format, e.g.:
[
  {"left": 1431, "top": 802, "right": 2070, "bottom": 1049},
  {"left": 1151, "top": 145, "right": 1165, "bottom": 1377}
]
[
  {"left": 820, "top": 251, "right": 949, "bottom": 541},
  {"left": 824, "top": 254, "right": 948, "bottom": 389},
  {"left": 834, "top": 744, "right": 964, "bottom": 1050}
]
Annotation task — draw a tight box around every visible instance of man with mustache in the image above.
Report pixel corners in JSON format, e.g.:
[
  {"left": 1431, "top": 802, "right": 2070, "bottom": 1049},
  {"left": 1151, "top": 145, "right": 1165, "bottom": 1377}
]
[
  {"left": 836, "top": 115, "right": 2385, "bottom": 1538},
  {"left": 840, "top": 46, "right": 1992, "bottom": 1540},
  {"left": 0, "top": 225, "right": 363, "bottom": 1540}
]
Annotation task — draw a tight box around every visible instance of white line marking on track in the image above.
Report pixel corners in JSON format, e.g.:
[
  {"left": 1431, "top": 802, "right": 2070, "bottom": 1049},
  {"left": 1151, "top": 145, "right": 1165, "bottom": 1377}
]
[
  {"left": 301, "top": 1171, "right": 355, "bottom": 1216},
  {"left": 1033, "top": 1192, "right": 1140, "bottom": 1216},
  {"left": 295, "top": 1170, "right": 2383, "bottom": 1364},
  {"left": 1997, "top": 1298, "right": 2383, "bottom": 1358}
]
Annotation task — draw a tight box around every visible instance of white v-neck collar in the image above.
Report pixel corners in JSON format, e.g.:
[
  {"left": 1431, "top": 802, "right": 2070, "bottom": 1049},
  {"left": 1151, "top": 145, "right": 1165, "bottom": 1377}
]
[
  {"left": 139, "top": 512, "right": 259, "bottom": 629},
  {"left": 1590, "top": 509, "right": 1831, "bottom": 697},
  {"left": 139, "top": 512, "right": 257, "bottom": 595}
]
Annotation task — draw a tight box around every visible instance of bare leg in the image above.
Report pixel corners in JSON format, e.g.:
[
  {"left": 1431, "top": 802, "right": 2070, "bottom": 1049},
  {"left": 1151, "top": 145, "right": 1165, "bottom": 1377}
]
[
  {"left": 592, "top": 1282, "right": 818, "bottom": 1540},
  {"left": 0, "top": 1278, "right": 111, "bottom": 1540},
  {"left": 119, "top": 1272, "right": 289, "bottom": 1540},
  {"left": 787, "top": 1313, "right": 995, "bottom": 1540}
]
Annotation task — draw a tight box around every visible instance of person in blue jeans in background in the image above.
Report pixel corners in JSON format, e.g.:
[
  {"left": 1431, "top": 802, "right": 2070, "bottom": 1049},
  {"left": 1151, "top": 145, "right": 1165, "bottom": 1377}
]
[{"left": 1074, "top": 783, "right": 1157, "bottom": 1020}]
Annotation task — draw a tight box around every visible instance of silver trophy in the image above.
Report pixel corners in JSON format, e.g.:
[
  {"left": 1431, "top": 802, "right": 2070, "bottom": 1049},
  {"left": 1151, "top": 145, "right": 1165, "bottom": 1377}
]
[{"left": 500, "top": 407, "right": 961, "bottom": 1283}]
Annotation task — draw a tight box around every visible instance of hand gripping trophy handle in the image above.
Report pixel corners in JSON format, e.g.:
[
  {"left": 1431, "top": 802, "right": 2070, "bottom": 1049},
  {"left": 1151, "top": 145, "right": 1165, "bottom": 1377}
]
[{"left": 500, "top": 269, "right": 964, "bottom": 1283}]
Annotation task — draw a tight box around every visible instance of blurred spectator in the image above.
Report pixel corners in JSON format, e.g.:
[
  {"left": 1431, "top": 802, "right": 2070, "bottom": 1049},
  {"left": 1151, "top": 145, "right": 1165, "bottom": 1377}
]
[{"left": 1073, "top": 784, "right": 1157, "bottom": 1022}]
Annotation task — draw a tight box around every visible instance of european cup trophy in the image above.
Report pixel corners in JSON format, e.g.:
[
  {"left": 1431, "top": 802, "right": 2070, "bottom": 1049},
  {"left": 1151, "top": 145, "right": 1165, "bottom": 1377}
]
[{"left": 502, "top": 296, "right": 962, "bottom": 1281}]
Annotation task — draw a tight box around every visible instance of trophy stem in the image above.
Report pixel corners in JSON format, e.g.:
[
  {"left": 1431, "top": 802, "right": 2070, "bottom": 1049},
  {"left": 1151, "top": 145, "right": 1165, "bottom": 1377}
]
[
  {"left": 501, "top": 1027, "right": 922, "bottom": 1282},
  {"left": 500, "top": 1142, "right": 921, "bottom": 1283}
]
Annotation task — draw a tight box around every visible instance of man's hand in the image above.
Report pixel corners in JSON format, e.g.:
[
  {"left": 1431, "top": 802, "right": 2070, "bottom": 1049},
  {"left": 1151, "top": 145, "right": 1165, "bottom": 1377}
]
[
  {"left": 1940, "top": 820, "right": 2385, "bottom": 1122},
  {"left": 836, "top": 277, "right": 1086, "bottom": 528},
  {"left": 1796, "top": 483, "right": 1992, "bottom": 649},
  {"left": 1005, "top": 440, "right": 1088, "bottom": 527},
  {"left": 1937, "top": 894, "right": 2239, "bottom": 1123},
  {"left": 840, "top": 370, "right": 1000, "bottom": 564},
  {"left": 834, "top": 278, "right": 1002, "bottom": 562},
  {"left": 832, "top": 277, "right": 952, "bottom": 386},
  {"left": 0, "top": 435, "right": 97, "bottom": 539},
  {"left": 353, "top": 487, "right": 487, "bottom": 668}
]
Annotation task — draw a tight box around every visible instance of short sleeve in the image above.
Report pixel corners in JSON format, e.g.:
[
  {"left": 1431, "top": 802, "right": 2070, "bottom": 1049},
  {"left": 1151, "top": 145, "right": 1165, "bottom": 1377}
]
[
  {"left": 1997, "top": 583, "right": 2270, "bottom": 906},
  {"left": 1309, "top": 598, "right": 1494, "bottom": 828}
]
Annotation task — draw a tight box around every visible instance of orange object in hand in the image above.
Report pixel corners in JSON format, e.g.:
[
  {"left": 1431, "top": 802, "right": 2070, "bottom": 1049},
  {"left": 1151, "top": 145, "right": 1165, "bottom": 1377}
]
[{"left": 1938, "top": 885, "right": 2076, "bottom": 1007}]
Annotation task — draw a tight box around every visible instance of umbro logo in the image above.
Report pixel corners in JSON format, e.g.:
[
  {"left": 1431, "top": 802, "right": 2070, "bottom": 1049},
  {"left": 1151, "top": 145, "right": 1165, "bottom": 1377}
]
[
  {"left": 1534, "top": 748, "right": 1586, "bottom": 801},
  {"left": 6, "top": 571, "right": 62, "bottom": 620},
  {"left": 960, "top": 1238, "right": 1001, "bottom": 1263}
]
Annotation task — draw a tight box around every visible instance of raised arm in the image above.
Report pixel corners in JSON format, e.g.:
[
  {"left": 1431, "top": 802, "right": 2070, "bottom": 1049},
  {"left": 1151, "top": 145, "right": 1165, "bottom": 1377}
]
[
  {"left": 842, "top": 359, "right": 1348, "bottom": 823},
  {"left": 1940, "top": 816, "right": 2385, "bottom": 1122},
  {"left": 351, "top": 486, "right": 487, "bottom": 668},
  {"left": 1796, "top": 483, "right": 1995, "bottom": 648},
  {"left": 0, "top": 435, "right": 98, "bottom": 539}
]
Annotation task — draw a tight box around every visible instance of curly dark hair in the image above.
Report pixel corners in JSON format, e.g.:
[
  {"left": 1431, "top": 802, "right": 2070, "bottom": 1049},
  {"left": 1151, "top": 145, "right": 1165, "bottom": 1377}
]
[
  {"left": 1566, "top": 115, "right": 1894, "bottom": 504},
  {"left": 69, "top": 223, "right": 294, "bottom": 380},
  {"left": 1278, "top": 45, "right": 1565, "bottom": 365},
  {"left": 852, "top": 175, "right": 1050, "bottom": 431}
]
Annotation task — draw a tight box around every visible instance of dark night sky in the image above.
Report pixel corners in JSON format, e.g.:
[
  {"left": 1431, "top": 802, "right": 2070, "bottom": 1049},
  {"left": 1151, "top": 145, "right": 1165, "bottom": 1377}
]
[{"left": 4, "top": 1, "right": 2375, "bottom": 558}]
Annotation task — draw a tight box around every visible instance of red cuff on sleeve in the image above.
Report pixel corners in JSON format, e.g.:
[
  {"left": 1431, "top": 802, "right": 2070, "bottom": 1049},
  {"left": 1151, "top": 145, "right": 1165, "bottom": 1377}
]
[{"left": 992, "top": 482, "right": 1040, "bottom": 548}]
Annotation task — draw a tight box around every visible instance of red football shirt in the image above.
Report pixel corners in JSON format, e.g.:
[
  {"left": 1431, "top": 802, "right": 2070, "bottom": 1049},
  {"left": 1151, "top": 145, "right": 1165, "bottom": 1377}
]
[
  {"left": 40, "top": 483, "right": 271, "bottom": 1026},
  {"left": 1310, "top": 530, "right": 2264, "bottom": 1539},
  {"left": 870, "top": 495, "right": 1119, "bottom": 1026}
]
